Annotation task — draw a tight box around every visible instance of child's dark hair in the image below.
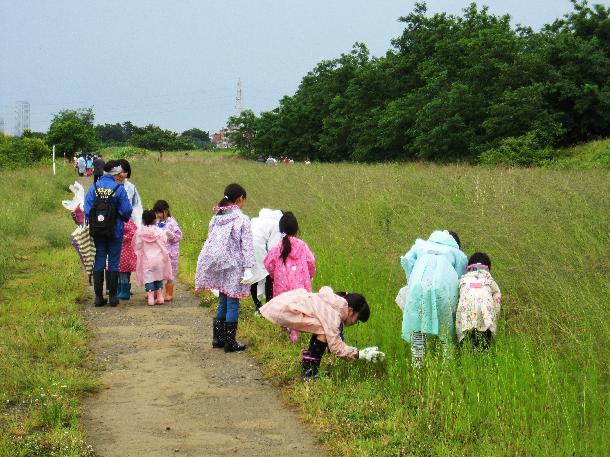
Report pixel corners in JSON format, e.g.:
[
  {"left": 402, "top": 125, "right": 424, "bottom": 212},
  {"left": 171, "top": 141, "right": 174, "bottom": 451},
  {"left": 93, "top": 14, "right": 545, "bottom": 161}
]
[
  {"left": 119, "top": 159, "right": 132, "bottom": 178},
  {"left": 142, "top": 209, "right": 156, "bottom": 226},
  {"left": 468, "top": 252, "right": 491, "bottom": 270},
  {"left": 218, "top": 183, "right": 247, "bottom": 207},
  {"left": 153, "top": 200, "right": 171, "bottom": 217},
  {"left": 279, "top": 211, "right": 299, "bottom": 263},
  {"left": 448, "top": 230, "right": 461, "bottom": 248},
  {"left": 337, "top": 292, "right": 370, "bottom": 322}
]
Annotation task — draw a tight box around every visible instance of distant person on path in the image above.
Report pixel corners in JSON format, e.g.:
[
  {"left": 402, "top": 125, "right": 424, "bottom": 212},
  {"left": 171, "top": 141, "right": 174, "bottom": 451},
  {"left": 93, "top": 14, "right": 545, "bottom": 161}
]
[
  {"left": 118, "top": 159, "right": 143, "bottom": 225},
  {"left": 117, "top": 219, "right": 137, "bottom": 300},
  {"left": 260, "top": 287, "right": 385, "bottom": 380},
  {"left": 455, "top": 252, "right": 502, "bottom": 350},
  {"left": 77, "top": 155, "right": 86, "bottom": 176},
  {"left": 397, "top": 230, "right": 467, "bottom": 368},
  {"left": 249, "top": 208, "right": 283, "bottom": 315},
  {"left": 133, "top": 210, "right": 173, "bottom": 306},
  {"left": 86, "top": 156, "right": 93, "bottom": 176},
  {"left": 195, "top": 183, "right": 255, "bottom": 353},
  {"left": 93, "top": 155, "right": 105, "bottom": 183},
  {"left": 153, "top": 200, "right": 183, "bottom": 301},
  {"left": 264, "top": 211, "right": 316, "bottom": 343},
  {"left": 84, "top": 160, "right": 132, "bottom": 307}
]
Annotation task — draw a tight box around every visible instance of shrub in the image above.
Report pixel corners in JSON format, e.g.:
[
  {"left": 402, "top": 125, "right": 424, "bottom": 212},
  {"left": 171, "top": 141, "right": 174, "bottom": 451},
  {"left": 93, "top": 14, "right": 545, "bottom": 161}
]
[{"left": 0, "top": 137, "right": 51, "bottom": 169}]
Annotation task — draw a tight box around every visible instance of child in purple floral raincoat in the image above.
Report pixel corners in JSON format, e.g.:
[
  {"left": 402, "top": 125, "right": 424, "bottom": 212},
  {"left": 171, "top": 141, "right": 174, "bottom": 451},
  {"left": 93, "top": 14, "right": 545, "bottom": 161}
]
[
  {"left": 154, "top": 200, "right": 183, "bottom": 302},
  {"left": 195, "top": 183, "right": 255, "bottom": 353}
]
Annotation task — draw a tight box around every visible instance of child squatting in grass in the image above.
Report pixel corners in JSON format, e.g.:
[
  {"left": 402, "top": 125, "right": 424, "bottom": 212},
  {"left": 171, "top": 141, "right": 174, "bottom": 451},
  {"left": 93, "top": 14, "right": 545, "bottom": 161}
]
[
  {"left": 260, "top": 287, "right": 385, "bottom": 380},
  {"left": 195, "top": 183, "right": 256, "bottom": 353}
]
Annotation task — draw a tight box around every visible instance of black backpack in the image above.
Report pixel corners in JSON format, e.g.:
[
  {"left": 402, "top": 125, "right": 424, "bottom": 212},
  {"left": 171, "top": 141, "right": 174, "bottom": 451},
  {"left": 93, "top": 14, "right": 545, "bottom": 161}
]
[{"left": 89, "top": 183, "right": 121, "bottom": 239}]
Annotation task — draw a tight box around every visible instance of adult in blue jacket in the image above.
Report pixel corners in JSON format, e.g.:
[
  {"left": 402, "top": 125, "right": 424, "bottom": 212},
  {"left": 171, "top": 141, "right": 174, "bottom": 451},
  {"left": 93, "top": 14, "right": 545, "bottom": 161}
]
[
  {"left": 84, "top": 160, "right": 133, "bottom": 306},
  {"left": 399, "top": 230, "right": 467, "bottom": 368}
]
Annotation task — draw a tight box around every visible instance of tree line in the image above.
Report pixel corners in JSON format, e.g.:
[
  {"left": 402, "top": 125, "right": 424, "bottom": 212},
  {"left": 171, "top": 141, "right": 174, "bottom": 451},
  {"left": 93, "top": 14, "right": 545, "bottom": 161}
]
[
  {"left": 0, "top": 108, "right": 214, "bottom": 169},
  {"left": 228, "top": 1, "right": 609, "bottom": 165}
]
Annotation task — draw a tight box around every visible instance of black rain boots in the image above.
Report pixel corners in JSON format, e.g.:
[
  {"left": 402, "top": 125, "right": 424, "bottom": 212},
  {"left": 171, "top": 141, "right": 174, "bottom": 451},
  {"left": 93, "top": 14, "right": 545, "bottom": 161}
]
[
  {"left": 93, "top": 271, "right": 107, "bottom": 307},
  {"left": 107, "top": 271, "right": 119, "bottom": 307},
  {"left": 301, "top": 336, "right": 328, "bottom": 381},
  {"left": 212, "top": 318, "right": 225, "bottom": 348},
  {"left": 224, "top": 321, "right": 246, "bottom": 352}
]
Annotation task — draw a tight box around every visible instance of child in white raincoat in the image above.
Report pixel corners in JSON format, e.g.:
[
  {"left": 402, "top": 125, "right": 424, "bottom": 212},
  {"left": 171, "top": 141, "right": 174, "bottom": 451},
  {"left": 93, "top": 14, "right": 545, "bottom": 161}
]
[{"left": 249, "top": 208, "right": 283, "bottom": 315}]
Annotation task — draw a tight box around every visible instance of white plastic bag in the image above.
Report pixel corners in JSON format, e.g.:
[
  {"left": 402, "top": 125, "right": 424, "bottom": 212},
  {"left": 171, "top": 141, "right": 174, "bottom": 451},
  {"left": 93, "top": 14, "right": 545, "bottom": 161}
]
[
  {"left": 62, "top": 181, "right": 85, "bottom": 212},
  {"left": 395, "top": 285, "right": 409, "bottom": 312}
]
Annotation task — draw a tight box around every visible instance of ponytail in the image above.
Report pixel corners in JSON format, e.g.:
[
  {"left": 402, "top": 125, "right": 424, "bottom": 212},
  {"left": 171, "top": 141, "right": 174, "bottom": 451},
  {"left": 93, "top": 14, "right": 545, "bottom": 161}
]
[
  {"left": 218, "top": 183, "right": 247, "bottom": 207},
  {"left": 278, "top": 211, "right": 299, "bottom": 263}
]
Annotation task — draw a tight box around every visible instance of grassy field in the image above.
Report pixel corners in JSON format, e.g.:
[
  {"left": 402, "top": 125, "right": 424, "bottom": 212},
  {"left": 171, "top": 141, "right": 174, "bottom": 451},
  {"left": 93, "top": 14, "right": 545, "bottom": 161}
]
[
  {"left": 1, "top": 152, "right": 607, "bottom": 456},
  {"left": 123, "top": 151, "right": 608, "bottom": 456},
  {"left": 0, "top": 164, "right": 95, "bottom": 456}
]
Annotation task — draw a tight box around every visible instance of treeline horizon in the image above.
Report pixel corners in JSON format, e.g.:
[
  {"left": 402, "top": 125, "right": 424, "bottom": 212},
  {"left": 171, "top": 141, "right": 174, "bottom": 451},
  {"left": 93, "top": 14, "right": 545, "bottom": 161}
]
[{"left": 227, "top": 1, "right": 609, "bottom": 165}]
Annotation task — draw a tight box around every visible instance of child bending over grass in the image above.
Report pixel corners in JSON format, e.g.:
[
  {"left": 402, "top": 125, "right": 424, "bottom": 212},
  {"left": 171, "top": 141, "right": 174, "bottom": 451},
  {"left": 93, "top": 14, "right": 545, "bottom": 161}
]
[
  {"left": 260, "top": 287, "right": 384, "bottom": 381},
  {"left": 398, "top": 230, "right": 467, "bottom": 368},
  {"left": 264, "top": 211, "right": 316, "bottom": 343},
  {"left": 456, "top": 252, "right": 502, "bottom": 350}
]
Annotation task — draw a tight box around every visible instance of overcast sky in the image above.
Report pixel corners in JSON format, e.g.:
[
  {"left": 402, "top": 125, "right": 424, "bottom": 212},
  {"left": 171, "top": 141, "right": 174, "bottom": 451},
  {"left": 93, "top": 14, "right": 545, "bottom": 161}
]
[{"left": 1, "top": 0, "right": 576, "bottom": 135}]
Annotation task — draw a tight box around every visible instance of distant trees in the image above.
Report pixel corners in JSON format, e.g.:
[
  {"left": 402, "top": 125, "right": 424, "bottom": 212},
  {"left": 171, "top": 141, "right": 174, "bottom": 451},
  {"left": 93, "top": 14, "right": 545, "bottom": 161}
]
[
  {"left": 46, "top": 108, "right": 97, "bottom": 158},
  {"left": 94, "top": 121, "right": 211, "bottom": 151},
  {"left": 128, "top": 124, "right": 195, "bottom": 151},
  {"left": 228, "top": 1, "right": 609, "bottom": 165},
  {"left": 180, "top": 128, "right": 212, "bottom": 149}
]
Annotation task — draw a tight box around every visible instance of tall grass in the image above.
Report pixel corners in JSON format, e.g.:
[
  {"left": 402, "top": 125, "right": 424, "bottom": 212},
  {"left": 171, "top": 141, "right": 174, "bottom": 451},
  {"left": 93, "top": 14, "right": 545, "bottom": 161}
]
[
  {"left": 130, "top": 153, "right": 608, "bottom": 456},
  {"left": 0, "top": 164, "right": 95, "bottom": 456}
]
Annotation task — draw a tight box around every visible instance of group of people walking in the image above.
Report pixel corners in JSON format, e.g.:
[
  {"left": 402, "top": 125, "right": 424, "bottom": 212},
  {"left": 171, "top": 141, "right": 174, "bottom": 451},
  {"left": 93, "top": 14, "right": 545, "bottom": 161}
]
[
  {"left": 74, "top": 154, "right": 105, "bottom": 182},
  {"left": 83, "top": 159, "right": 181, "bottom": 308},
  {"left": 82, "top": 167, "right": 502, "bottom": 381}
]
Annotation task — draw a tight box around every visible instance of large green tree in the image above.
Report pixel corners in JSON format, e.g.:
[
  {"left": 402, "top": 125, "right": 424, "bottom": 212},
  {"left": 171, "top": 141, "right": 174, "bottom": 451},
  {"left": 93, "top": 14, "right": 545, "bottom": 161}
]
[
  {"left": 46, "top": 108, "right": 97, "bottom": 158},
  {"left": 227, "top": 1, "right": 609, "bottom": 164}
]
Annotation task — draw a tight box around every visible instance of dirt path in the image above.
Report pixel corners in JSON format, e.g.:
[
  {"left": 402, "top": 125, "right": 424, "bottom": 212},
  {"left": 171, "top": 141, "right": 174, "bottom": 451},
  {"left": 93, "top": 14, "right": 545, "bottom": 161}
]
[{"left": 81, "top": 281, "right": 325, "bottom": 457}]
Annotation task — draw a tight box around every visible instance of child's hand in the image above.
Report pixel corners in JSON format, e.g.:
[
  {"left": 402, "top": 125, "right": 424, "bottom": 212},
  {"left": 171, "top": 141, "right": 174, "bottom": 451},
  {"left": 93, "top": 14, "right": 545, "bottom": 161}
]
[
  {"left": 165, "top": 229, "right": 175, "bottom": 239},
  {"left": 359, "top": 346, "right": 385, "bottom": 363},
  {"left": 240, "top": 268, "right": 254, "bottom": 284}
]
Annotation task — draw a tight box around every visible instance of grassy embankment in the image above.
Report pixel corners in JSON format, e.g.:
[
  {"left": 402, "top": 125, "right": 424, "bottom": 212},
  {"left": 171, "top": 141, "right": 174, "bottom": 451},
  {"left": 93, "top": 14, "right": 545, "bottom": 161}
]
[
  {"left": 0, "top": 164, "right": 95, "bottom": 456},
  {"left": 124, "top": 150, "right": 608, "bottom": 456}
]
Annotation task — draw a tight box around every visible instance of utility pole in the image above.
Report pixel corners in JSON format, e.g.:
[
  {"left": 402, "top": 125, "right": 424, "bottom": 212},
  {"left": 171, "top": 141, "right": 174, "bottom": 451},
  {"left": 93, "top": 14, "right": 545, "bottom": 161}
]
[{"left": 234, "top": 78, "right": 243, "bottom": 116}]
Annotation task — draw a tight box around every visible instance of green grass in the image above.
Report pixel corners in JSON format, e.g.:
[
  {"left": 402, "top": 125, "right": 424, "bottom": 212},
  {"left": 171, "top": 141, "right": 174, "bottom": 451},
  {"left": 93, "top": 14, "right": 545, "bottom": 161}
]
[
  {"left": 127, "top": 152, "right": 608, "bottom": 456},
  {"left": 0, "top": 164, "right": 95, "bottom": 456},
  {"left": 1, "top": 151, "right": 607, "bottom": 456},
  {"left": 552, "top": 138, "right": 610, "bottom": 169}
]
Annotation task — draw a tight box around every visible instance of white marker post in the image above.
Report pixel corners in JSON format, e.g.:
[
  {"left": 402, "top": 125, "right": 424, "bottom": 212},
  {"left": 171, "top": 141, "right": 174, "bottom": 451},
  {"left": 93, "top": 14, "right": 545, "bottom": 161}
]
[{"left": 52, "top": 145, "right": 56, "bottom": 175}]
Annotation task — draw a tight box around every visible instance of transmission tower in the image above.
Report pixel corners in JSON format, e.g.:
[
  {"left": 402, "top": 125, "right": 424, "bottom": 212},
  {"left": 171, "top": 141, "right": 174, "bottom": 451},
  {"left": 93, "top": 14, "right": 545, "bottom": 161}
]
[
  {"left": 234, "top": 78, "right": 243, "bottom": 115},
  {"left": 13, "top": 101, "right": 30, "bottom": 136}
]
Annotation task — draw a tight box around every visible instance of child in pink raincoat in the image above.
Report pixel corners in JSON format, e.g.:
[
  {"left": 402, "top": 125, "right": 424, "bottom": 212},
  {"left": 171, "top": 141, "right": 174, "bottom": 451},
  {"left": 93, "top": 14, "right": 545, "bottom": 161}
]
[
  {"left": 260, "top": 286, "right": 384, "bottom": 380},
  {"left": 194, "top": 183, "right": 255, "bottom": 353},
  {"left": 133, "top": 210, "right": 172, "bottom": 306},
  {"left": 154, "top": 200, "right": 183, "bottom": 302},
  {"left": 264, "top": 211, "right": 316, "bottom": 343}
]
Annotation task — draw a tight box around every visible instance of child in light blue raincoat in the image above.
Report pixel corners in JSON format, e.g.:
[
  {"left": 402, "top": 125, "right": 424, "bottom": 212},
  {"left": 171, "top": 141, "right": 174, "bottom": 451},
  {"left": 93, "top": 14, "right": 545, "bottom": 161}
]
[{"left": 398, "top": 230, "right": 467, "bottom": 367}]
